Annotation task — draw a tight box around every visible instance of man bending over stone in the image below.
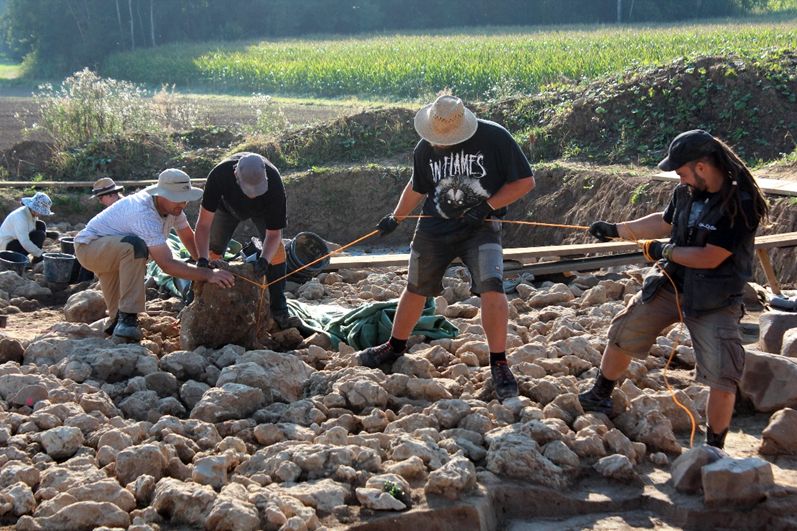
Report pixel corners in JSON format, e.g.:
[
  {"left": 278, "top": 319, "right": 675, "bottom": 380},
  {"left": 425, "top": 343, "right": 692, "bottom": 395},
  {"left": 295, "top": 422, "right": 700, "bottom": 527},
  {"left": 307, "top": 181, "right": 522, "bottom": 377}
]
[
  {"left": 75, "top": 169, "right": 235, "bottom": 341},
  {"left": 355, "top": 95, "right": 535, "bottom": 401},
  {"left": 579, "top": 129, "right": 769, "bottom": 449}
]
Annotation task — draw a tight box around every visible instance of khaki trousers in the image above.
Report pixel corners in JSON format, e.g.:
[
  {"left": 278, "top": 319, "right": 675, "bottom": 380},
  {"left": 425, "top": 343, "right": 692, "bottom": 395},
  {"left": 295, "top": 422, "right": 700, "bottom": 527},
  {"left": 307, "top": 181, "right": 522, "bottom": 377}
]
[{"left": 75, "top": 236, "right": 147, "bottom": 323}]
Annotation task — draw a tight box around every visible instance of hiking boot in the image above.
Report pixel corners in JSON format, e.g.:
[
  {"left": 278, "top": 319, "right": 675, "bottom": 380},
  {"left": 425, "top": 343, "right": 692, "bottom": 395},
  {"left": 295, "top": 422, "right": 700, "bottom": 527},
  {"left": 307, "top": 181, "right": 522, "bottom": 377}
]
[
  {"left": 578, "top": 388, "right": 613, "bottom": 416},
  {"left": 273, "top": 311, "right": 302, "bottom": 330},
  {"left": 491, "top": 361, "right": 519, "bottom": 401},
  {"left": 103, "top": 316, "right": 119, "bottom": 336},
  {"left": 113, "top": 312, "right": 142, "bottom": 342},
  {"left": 359, "top": 342, "right": 404, "bottom": 368},
  {"left": 45, "top": 230, "right": 60, "bottom": 240}
]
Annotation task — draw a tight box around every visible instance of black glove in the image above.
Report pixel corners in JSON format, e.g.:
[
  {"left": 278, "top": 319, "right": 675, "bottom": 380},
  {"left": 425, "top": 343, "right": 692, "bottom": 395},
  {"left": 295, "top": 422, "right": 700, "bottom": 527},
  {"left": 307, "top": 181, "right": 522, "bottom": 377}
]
[
  {"left": 589, "top": 221, "right": 619, "bottom": 242},
  {"left": 641, "top": 240, "right": 673, "bottom": 262},
  {"left": 196, "top": 257, "right": 210, "bottom": 269},
  {"left": 252, "top": 256, "right": 269, "bottom": 278},
  {"left": 462, "top": 200, "right": 494, "bottom": 227},
  {"left": 376, "top": 214, "right": 399, "bottom": 236}
]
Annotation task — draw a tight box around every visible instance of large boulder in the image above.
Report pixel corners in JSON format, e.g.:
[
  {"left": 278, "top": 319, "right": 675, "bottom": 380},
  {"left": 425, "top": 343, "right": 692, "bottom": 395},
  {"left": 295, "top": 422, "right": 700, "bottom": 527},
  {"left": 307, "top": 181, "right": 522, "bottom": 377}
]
[
  {"left": 485, "top": 430, "right": 566, "bottom": 489},
  {"left": 759, "top": 408, "right": 797, "bottom": 455},
  {"left": 758, "top": 311, "right": 797, "bottom": 354},
  {"left": 180, "top": 263, "right": 270, "bottom": 350},
  {"left": 189, "top": 383, "right": 265, "bottom": 423},
  {"left": 63, "top": 289, "right": 106, "bottom": 323},
  {"left": 670, "top": 445, "right": 726, "bottom": 493},
  {"left": 739, "top": 350, "right": 797, "bottom": 412},
  {"left": 701, "top": 457, "right": 774, "bottom": 506}
]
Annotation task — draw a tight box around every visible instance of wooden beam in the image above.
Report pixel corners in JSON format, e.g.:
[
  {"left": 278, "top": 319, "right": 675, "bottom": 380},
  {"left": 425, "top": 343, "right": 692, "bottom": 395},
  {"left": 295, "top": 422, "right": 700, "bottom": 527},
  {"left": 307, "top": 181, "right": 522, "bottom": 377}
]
[
  {"left": 652, "top": 172, "right": 797, "bottom": 197},
  {"left": 756, "top": 248, "right": 782, "bottom": 296},
  {"left": 0, "top": 179, "right": 207, "bottom": 188}
]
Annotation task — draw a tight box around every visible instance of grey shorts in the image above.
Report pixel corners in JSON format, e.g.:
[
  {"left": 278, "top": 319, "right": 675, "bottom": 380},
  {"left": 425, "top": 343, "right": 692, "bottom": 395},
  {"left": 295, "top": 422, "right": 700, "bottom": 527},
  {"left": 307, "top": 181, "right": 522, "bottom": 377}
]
[
  {"left": 607, "top": 287, "right": 745, "bottom": 393},
  {"left": 406, "top": 223, "right": 504, "bottom": 297},
  {"left": 209, "top": 208, "right": 268, "bottom": 256}
]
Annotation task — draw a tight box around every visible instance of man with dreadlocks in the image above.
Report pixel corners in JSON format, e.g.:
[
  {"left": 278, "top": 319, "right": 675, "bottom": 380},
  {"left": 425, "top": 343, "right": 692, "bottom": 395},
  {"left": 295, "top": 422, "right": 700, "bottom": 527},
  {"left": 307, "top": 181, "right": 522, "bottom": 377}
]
[{"left": 579, "top": 129, "right": 769, "bottom": 450}]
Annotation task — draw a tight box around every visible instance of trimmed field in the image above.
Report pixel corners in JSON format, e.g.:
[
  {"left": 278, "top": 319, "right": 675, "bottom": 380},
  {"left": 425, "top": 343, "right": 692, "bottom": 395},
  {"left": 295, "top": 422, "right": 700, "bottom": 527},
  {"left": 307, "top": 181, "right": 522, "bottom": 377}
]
[{"left": 102, "top": 18, "right": 797, "bottom": 99}]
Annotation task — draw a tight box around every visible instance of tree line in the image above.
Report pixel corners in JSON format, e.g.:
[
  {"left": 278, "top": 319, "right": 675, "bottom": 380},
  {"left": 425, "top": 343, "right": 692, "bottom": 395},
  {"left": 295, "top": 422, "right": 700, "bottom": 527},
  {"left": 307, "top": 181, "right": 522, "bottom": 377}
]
[{"left": 0, "top": 0, "right": 780, "bottom": 76}]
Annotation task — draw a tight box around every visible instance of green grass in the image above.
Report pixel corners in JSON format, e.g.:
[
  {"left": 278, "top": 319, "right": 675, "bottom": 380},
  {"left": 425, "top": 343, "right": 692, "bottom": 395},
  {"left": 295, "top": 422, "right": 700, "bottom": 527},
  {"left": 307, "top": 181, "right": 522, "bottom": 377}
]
[
  {"left": 102, "top": 18, "right": 797, "bottom": 100},
  {"left": 0, "top": 63, "right": 23, "bottom": 80}
]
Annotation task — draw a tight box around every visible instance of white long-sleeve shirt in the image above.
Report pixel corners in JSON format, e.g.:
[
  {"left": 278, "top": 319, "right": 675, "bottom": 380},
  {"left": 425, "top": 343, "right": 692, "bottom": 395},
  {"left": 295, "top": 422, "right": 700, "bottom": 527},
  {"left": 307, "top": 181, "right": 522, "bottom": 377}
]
[{"left": 0, "top": 206, "right": 43, "bottom": 257}]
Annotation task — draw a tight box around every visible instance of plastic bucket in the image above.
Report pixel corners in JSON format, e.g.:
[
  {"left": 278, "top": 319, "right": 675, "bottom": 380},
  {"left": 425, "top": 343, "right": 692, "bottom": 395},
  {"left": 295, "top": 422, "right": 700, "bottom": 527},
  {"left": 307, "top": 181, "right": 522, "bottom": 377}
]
[
  {"left": 43, "top": 252, "right": 75, "bottom": 284},
  {"left": 59, "top": 236, "right": 75, "bottom": 254},
  {"left": 285, "top": 232, "right": 330, "bottom": 282},
  {"left": 0, "top": 250, "right": 28, "bottom": 276}
]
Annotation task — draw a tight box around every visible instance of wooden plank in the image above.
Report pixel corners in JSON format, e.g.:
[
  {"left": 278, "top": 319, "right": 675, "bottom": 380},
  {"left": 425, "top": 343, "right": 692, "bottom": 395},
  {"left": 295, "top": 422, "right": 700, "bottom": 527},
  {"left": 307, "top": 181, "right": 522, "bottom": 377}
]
[
  {"left": 0, "top": 179, "right": 208, "bottom": 188},
  {"left": 326, "top": 231, "right": 797, "bottom": 270},
  {"left": 652, "top": 172, "right": 797, "bottom": 197},
  {"left": 756, "top": 248, "right": 782, "bottom": 296}
]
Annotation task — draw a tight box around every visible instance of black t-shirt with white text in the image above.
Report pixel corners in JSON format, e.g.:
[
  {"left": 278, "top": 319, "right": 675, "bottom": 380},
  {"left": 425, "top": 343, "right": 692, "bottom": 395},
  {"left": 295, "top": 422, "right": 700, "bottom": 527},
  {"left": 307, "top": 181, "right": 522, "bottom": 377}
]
[
  {"left": 201, "top": 153, "right": 287, "bottom": 229},
  {"left": 412, "top": 119, "right": 533, "bottom": 236}
]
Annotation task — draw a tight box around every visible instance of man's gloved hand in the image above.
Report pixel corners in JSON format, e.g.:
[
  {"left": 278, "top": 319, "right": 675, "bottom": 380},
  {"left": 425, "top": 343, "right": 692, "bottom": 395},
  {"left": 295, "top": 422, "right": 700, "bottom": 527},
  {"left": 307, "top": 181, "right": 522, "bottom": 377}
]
[
  {"left": 589, "top": 221, "right": 619, "bottom": 242},
  {"left": 640, "top": 240, "right": 673, "bottom": 262},
  {"left": 376, "top": 214, "right": 399, "bottom": 237},
  {"left": 252, "top": 256, "right": 269, "bottom": 278},
  {"left": 196, "top": 257, "right": 210, "bottom": 269},
  {"left": 462, "top": 200, "right": 494, "bottom": 228}
]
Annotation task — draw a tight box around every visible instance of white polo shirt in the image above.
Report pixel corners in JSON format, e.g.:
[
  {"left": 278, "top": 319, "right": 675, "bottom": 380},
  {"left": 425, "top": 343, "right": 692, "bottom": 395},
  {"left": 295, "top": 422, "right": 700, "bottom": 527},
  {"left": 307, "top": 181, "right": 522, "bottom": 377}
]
[
  {"left": 0, "top": 206, "right": 42, "bottom": 257},
  {"left": 75, "top": 190, "right": 189, "bottom": 247}
]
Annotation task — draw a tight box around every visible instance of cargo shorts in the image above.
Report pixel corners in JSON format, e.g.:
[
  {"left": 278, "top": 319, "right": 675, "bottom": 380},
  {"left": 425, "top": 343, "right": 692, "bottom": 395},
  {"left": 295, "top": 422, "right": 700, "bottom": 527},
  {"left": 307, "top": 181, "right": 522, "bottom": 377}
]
[
  {"left": 607, "top": 286, "right": 745, "bottom": 393},
  {"left": 406, "top": 222, "right": 504, "bottom": 297}
]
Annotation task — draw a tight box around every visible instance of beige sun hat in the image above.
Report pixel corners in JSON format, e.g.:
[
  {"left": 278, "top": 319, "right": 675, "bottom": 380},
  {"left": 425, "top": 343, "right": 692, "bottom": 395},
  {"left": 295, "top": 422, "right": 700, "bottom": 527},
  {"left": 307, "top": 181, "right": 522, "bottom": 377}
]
[
  {"left": 90, "top": 177, "right": 124, "bottom": 198},
  {"left": 145, "top": 169, "right": 203, "bottom": 202},
  {"left": 414, "top": 95, "right": 478, "bottom": 146}
]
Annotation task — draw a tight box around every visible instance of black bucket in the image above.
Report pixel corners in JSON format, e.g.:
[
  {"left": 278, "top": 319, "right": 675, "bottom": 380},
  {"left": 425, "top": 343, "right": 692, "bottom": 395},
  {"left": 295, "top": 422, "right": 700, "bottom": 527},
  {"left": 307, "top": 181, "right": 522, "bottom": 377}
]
[
  {"left": 42, "top": 252, "right": 75, "bottom": 284},
  {"left": 0, "top": 250, "right": 28, "bottom": 276},
  {"left": 286, "top": 232, "right": 330, "bottom": 282},
  {"left": 59, "top": 236, "right": 75, "bottom": 254}
]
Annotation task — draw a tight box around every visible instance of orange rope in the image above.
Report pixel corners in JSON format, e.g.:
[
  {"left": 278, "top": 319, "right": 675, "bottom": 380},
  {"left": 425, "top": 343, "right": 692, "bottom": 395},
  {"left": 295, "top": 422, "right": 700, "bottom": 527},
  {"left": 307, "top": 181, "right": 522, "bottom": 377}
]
[
  {"left": 627, "top": 226, "right": 698, "bottom": 448},
  {"left": 400, "top": 214, "right": 590, "bottom": 231}
]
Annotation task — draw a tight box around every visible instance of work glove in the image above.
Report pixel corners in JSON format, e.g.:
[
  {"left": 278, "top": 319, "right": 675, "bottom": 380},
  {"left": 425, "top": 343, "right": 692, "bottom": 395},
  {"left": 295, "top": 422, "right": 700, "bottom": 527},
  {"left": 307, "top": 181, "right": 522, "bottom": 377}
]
[
  {"left": 640, "top": 240, "right": 674, "bottom": 262},
  {"left": 376, "top": 214, "right": 399, "bottom": 236},
  {"left": 196, "top": 257, "right": 210, "bottom": 269},
  {"left": 252, "top": 256, "right": 270, "bottom": 278},
  {"left": 589, "top": 221, "right": 619, "bottom": 242},
  {"left": 462, "top": 200, "right": 494, "bottom": 228}
]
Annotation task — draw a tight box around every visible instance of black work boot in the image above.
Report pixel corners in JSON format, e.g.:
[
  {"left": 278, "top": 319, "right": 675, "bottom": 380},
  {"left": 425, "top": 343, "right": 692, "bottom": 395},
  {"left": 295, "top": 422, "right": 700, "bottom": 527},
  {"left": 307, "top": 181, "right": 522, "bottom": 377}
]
[
  {"left": 268, "top": 262, "right": 302, "bottom": 329},
  {"left": 113, "top": 312, "right": 142, "bottom": 342},
  {"left": 578, "top": 388, "right": 614, "bottom": 416},
  {"left": 491, "top": 360, "right": 519, "bottom": 401},
  {"left": 103, "top": 316, "right": 118, "bottom": 336},
  {"left": 359, "top": 342, "right": 404, "bottom": 368},
  {"left": 705, "top": 427, "right": 729, "bottom": 449}
]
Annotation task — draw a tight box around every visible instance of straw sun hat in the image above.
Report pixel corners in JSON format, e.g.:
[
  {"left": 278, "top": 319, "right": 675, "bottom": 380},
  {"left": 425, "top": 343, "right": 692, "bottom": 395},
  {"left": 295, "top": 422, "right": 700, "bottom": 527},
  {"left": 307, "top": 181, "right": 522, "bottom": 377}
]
[{"left": 414, "top": 95, "right": 478, "bottom": 146}]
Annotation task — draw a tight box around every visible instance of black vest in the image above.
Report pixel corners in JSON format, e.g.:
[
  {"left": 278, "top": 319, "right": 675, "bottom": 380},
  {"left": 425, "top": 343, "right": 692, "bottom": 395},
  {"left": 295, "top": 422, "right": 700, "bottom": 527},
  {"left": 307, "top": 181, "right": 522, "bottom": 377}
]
[{"left": 641, "top": 184, "right": 755, "bottom": 316}]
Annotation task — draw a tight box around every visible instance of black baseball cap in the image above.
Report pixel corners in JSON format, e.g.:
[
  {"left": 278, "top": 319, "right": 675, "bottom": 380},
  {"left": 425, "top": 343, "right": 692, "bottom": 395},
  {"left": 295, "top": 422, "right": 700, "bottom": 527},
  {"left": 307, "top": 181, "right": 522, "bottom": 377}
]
[{"left": 658, "top": 129, "right": 719, "bottom": 171}]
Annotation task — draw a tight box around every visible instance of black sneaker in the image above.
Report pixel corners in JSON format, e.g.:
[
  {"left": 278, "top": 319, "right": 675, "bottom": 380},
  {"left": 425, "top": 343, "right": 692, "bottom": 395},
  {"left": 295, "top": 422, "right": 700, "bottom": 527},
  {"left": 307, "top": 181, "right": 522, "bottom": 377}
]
[
  {"left": 491, "top": 361, "right": 519, "bottom": 401},
  {"left": 359, "top": 342, "right": 403, "bottom": 368},
  {"left": 273, "top": 311, "right": 302, "bottom": 330},
  {"left": 578, "top": 388, "right": 613, "bottom": 416}
]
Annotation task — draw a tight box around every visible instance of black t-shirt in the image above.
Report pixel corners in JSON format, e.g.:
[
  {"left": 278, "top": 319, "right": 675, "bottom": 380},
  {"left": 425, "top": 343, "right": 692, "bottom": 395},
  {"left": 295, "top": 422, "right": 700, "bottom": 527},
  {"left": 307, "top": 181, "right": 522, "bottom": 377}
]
[
  {"left": 201, "top": 153, "right": 287, "bottom": 230},
  {"left": 412, "top": 119, "right": 533, "bottom": 236},
  {"left": 662, "top": 188, "right": 757, "bottom": 289}
]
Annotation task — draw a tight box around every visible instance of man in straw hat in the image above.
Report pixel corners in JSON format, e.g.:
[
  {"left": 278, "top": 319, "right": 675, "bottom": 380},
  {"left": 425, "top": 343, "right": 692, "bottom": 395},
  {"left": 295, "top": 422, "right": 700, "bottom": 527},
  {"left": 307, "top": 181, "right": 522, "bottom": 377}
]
[
  {"left": 579, "top": 129, "right": 769, "bottom": 449},
  {"left": 355, "top": 94, "right": 535, "bottom": 401},
  {"left": 194, "top": 152, "right": 301, "bottom": 330},
  {"left": 91, "top": 177, "right": 124, "bottom": 208},
  {"left": 75, "top": 169, "right": 235, "bottom": 341},
  {"left": 0, "top": 191, "right": 53, "bottom": 263}
]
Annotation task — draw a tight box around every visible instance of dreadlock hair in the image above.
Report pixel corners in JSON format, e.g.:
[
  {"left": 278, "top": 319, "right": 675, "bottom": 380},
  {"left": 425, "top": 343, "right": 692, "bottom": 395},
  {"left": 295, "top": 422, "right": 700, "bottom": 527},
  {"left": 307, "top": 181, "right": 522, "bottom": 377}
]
[{"left": 699, "top": 137, "right": 769, "bottom": 230}]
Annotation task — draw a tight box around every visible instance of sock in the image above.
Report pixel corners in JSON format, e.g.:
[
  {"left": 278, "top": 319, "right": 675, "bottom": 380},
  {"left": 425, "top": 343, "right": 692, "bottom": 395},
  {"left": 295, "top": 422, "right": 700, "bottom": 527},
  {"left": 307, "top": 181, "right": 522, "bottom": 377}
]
[
  {"left": 388, "top": 337, "right": 407, "bottom": 352},
  {"left": 490, "top": 352, "right": 507, "bottom": 366},
  {"left": 706, "top": 427, "right": 728, "bottom": 449},
  {"left": 593, "top": 371, "right": 617, "bottom": 399}
]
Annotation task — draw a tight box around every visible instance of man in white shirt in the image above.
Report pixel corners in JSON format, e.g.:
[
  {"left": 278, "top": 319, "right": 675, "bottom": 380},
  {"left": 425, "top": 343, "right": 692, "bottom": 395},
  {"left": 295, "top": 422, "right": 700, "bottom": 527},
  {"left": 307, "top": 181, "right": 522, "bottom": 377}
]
[
  {"left": 75, "top": 169, "right": 235, "bottom": 341},
  {"left": 0, "top": 192, "right": 53, "bottom": 263}
]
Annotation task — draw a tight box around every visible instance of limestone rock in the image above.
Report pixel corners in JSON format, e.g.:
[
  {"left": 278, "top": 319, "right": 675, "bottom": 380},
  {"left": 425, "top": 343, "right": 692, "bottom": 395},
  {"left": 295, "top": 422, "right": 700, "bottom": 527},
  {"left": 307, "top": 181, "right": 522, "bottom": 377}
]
[
  {"left": 670, "top": 445, "right": 726, "bottom": 493},
  {"left": 782, "top": 328, "right": 797, "bottom": 358},
  {"left": 485, "top": 431, "right": 566, "bottom": 489},
  {"left": 281, "top": 478, "right": 351, "bottom": 514},
  {"left": 424, "top": 455, "right": 477, "bottom": 500},
  {"left": 189, "top": 383, "right": 265, "bottom": 423},
  {"left": 355, "top": 487, "right": 406, "bottom": 511},
  {"left": 594, "top": 454, "right": 636, "bottom": 481},
  {"left": 759, "top": 311, "right": 797, "bottom": 353},
  {"left": 151, "top": 477, "right": 218, "bottom": 527},
  {"left": 0, "top": 335, "right": 24, "bottom": 363},
  {"left": 21, "top": 501, "right": 130, "bottom": 530},
  {"left": 701, "top": 457, "right": 774, "bottom": 506},
  {"left": 0, "top": 461, "right": 40, "bottom": 490},
  {"left": 5, "top": 481, "right": 35, "bottom": 516},
  {"left": 115, "top": 443, "right": 167, "bottom": 486},
  {"left": 760, "top": 408, "right": 797, "bottom": 455},
  {"left": 0, "top": 271, "right": 51, "bottom": 299},
  {"left": 206, "top": 494, "right": 260, "bottom": 531},
  {"left": 739, "top": 350, "right": 797, "bottom": 412},
  {"left": 614, "top": 395, "right": 681, "bottom": 454},
  {"left": 40, "top": 426, "right": 84, "bottom": 461},
  {"left": 192, "top": 455, "right": 230, "bottom": 490},
  {"left": 180, "top": 263, "right": 270, "bottom": 350},
  {"left": 236, "top": 350, "right": 315, "bottom": 403},
  {"left": 63, "top": 289, "right": 106, "bottom": 323}
]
